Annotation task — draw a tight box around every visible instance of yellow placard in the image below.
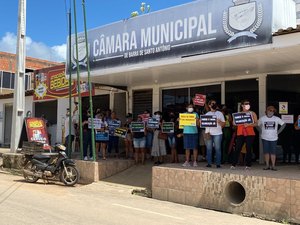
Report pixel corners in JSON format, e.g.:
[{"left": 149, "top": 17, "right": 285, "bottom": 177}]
[{"left": 179, "top": 113, "right": 196, "bottom": 128}]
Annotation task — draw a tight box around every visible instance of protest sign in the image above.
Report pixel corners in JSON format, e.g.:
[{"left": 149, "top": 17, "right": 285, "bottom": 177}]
[
  {"left": 179, "top": 113, "right": 196, "bottom": 128},
  {"left": 193, "top": 94, "right": 206, "bottom": 106},
  {"left": 114, "top": 128, "right": 127, "bottom": 138},
  {"left": 95, "top": 130, "right": 109, "bottom": 141},
  {"left": 200, "top": 115, "right": 217, "bottom": 128},
  {"left": 131, "top": 122, "right": 145, "bottom": 132},
  {"left": 232, "top": 112, "right": 253, "bottom": 125},
  {"left": 162, "top": 122, "right": 174, "bottom": 133},
  {"left": 147, "top": 117, "right": 160, "bottom": 129}
]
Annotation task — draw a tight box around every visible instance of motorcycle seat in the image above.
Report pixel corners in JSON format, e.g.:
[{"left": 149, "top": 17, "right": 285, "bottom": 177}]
[{"left": 33, "top": 155, "right": 51, "bottom": 160}]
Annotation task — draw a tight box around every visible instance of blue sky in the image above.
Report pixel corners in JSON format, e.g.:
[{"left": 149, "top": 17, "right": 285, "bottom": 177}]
[{"left": 0, "top": 0, "right": 193, "bottom": 62}]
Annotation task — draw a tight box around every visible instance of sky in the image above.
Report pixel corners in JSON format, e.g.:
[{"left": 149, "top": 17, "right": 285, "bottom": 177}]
[{"left": 0, "top": 0, "right": 194, "bottom": 62}]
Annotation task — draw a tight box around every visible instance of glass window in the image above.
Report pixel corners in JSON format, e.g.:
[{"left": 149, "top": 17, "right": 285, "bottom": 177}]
[
  {"left": 162, "top": 88, "right": 188, "bottom": 115},
  {"left": 190, "top": 84, "right": 221, "bottom": 106},
  {"left": 2, "top": 72, "right": 11, "bottom": 89},
  {"left": 225, "top": 79, "right": 258, "bottom": 113}
]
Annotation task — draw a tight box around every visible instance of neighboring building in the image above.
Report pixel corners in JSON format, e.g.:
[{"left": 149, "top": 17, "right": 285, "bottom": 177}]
[
  {"left": 296, "top": 0, "right": 300, "bottom": 23},
  {"left": 0, "top": 51, "right": 62, "bottom": 95},
  {"left": 0, "top": 51, "right": 62, "bottom": 146}
]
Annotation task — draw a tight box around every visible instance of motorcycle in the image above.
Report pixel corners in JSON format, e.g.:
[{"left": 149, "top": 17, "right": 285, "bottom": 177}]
[{"left": 23, "top": 143, "right": 80, "bottom": 186}]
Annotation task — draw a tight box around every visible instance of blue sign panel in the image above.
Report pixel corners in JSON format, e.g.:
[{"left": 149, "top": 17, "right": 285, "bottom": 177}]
[{"left": 67, "top": 0, "right": 272, "bottom": 73}]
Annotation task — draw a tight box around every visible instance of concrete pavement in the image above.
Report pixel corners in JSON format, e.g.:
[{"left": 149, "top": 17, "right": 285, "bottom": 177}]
[{"left": 0, "top": 173, "right": 281, "bottom": 225}]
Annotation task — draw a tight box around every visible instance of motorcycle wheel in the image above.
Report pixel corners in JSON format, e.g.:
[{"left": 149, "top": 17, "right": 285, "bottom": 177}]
[
  {"left": 60, "top": 165, "right": 79, "bottom": 186},
  {"left": 23, "top": 162, "right": 39, "bottom": 183}
]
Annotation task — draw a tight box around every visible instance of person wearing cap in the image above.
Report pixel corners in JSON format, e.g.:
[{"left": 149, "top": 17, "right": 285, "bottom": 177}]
[{"left": 258, "top": 106, "right": 286, "bottom": 171}]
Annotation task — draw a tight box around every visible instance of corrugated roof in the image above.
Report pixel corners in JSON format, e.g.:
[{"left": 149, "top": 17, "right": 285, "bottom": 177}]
[{"left": 273, "top": 24, "right": 300, "bottom": 36}]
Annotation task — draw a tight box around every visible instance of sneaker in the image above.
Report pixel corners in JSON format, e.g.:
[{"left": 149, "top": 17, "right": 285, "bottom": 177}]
[
  {"left": 245, "top": 166, "right": 251, "bottom": 170},
  {"left": 182, "top": 161, "right": 190, "bottom": 167},
  {"left": 263, "top": 167, "right": 270, "bottom": 170},
  {"left": 271, "top": 167, "right": 277, "bottom": 171},
  {"left": 83, "top": 156, "right": 88, "bottom": 161},
  {"left": 89, "top": 157, "right": 94, "bottom": 161},
  {"left": 216, "top": 165, "right": 221, "bottom": 168},
  {"left": 193, "top": 161, "right": 198, "bottom": 167},
  {"left": 230, "top": 166, "right": 236, "bottom": 170},
  {"left": 206, "top": 164, "right": 212, "bottom": 168}
]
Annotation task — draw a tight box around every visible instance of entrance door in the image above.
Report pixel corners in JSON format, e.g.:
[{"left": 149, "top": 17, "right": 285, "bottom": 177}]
[
  {"left": 4, "top": 104, "right": 13, "bottom": 146},
  {"left": 225, "top": 79, "right": 259, "bottom": 113},
  {"left": 34, "top": 100, "right": 58, "bottom": 145}
]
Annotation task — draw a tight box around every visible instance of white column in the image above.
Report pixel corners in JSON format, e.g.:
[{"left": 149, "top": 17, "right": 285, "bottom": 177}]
[
  {"left": 10, "top": 0, "right": 26, "bottom": 152},
  {"left": 152, "top": 85, "right": 160, "bottom": 113},
  {"left": 221, "top": 81, "right": 225, "bottom": 105},
  {"left": 258, "top": 74, "right": 267, "bottom": 164}
]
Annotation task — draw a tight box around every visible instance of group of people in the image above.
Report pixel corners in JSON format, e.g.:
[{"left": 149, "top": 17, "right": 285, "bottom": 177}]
[
  {"left": 64, "top": 99, "right": 300, "bottom": 170},
  {"left": 180, "top": 99, "right": 294, "bottom": 171}
]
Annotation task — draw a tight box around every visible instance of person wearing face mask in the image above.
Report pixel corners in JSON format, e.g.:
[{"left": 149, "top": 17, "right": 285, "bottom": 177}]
[
  {"left": 151, "top": 111, "right": 167, "bottom": 165},
  {"left": 204, "top": 100, "right": 225, "bottom": 168},
  {"left": 258, "top": 106, "right": 285, "bottom": 170},
  {"left": 231, "top": 100, "right": 258, "bottom": 170},
  {"left": 182, "top": 104, "right": 200, "bottom": 167}
]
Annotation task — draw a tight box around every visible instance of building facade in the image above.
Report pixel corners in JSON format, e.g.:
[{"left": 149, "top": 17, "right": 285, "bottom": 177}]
[{"left": 0, "top": 51, "right": 62, "bottom": 146}]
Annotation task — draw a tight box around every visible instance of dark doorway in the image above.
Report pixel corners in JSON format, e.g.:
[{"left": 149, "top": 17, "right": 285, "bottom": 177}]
[{"left": 133, "top": 89, "right": 153, "bottom": 119}]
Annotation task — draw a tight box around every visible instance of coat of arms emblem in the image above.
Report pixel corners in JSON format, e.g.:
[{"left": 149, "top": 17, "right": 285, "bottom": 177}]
[
  {"left": 72, "top": 36, "right": 89, "bottom": 69},
  {"left": 223, "top": 0, "right": 263, "bottom": 43}
]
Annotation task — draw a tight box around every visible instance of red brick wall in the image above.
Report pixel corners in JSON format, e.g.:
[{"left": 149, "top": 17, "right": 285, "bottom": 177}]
[{"left": 0, "top": 51, "right": 63, "bottom": 72}]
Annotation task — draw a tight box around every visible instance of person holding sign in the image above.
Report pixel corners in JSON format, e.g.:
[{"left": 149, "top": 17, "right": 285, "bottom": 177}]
[
  {"left": 231, "top": 100, "right": 258, "bottom": 170},
  {"left": 82, "top": 109, "right": 94, "bottom": 161},
  {"left": 95, "top": 111, "right": 108, "bottom": 160},
  {"left": 151, "top": 111, "right": 167, "bottom": 165},
  {"left": 107, "top": 111, "right": 121, "bottom": 158},
  {"left": 202, "top": 100, "right": 225, "bottom": 168},
  {"left": 258, "top": 106, "right": 285, "bottom": 171},
  {"left": 182, "top": 104, "right": 200, "bottom": 167},
  {"left": 132, "top": 115, "right": 146, "bottom": 164}
]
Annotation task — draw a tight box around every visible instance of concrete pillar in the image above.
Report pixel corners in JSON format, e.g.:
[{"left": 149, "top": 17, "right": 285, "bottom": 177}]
[
  {"left": 152, "top": 85, "right": 160, "bottom": 113},
  {"left": 221, "top": 81, "right": 225, "bottom": 105},
  {"left": 258, "top": 74, "right": 267, "bottom": 164}
]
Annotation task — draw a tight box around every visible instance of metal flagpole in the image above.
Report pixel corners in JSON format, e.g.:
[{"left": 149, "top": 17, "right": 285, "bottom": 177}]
[
  {"left": 81, "top": 0, "right": 96, "bottom": 161},
  {"left": 67, "top": 8, "right": 72, "bottom": 158},
  {"left": 72, "top": 0, "right": 84, "bottom": 159},
  {"left": 10, "top": 0, "right": 26, "bottom": 153}
]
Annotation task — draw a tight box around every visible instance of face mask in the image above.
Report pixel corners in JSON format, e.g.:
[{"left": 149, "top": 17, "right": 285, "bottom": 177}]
[
  {"left": 267, "top": 112, "right": 274, "bottom": 117},
  {"left": 211, "top": 104, "right": 217, "bottom": 110},
  {"left": 244, "top": 105, "right": 250, "bottom": 110},
  {"left": 187, "top": 107, "right": 194, "bottom": 113},
  {"left": 154, "top": 115, "right": 161, "bottom": 120}
]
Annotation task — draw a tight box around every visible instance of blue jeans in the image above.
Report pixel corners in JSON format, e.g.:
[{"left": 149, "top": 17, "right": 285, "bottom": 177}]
[{"left": 205, "top": 134, "right": 222, "bottom": 166}]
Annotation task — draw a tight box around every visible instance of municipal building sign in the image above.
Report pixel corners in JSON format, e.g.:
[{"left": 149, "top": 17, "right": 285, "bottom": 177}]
[{"left": 67, "top": 0, "right": 272, "bottom": 73}]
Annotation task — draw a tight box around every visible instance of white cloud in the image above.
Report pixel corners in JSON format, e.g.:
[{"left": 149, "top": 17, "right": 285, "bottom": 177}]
[{"left": 0, "top": 32, "right": 66, "bottom": 62}]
